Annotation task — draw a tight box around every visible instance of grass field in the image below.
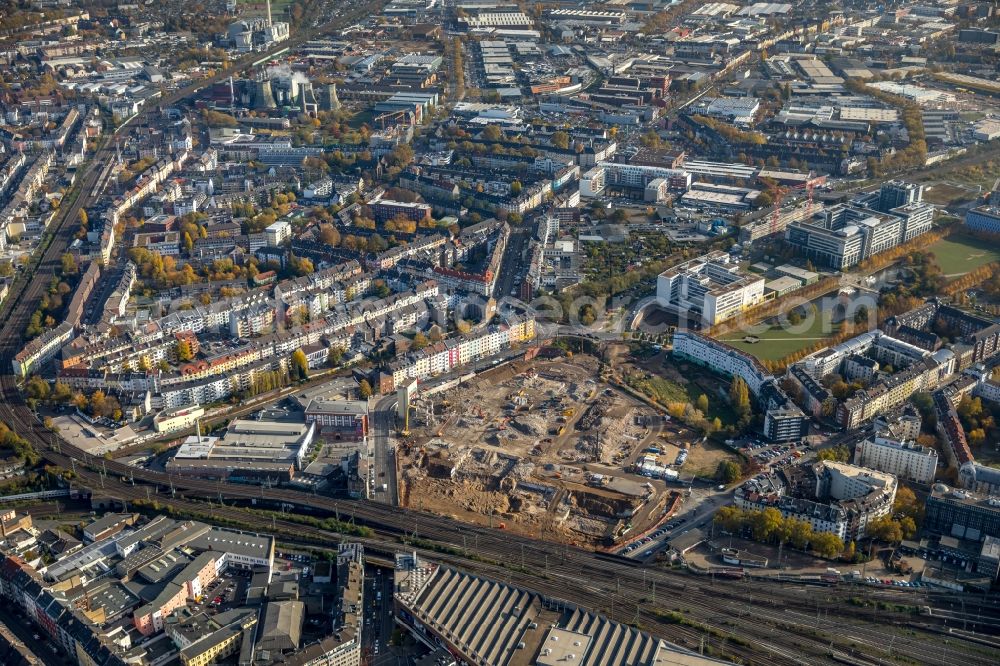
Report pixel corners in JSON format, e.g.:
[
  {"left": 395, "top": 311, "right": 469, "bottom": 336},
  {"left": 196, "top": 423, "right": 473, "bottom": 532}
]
[
  {"left": 922, "top": 183, "right": 977, "bottom": 207},
  {"left": 720, "top": 314, "right": 842, "bottom": 361},
  {"left": 927, "top": 234, "right": 1000, "bottom": 276}
]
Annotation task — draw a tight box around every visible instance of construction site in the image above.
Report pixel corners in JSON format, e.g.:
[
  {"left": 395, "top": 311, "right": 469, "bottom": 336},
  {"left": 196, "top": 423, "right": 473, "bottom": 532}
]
[{"left": 396, "top": 353, "right": 701, "bottom": 546}]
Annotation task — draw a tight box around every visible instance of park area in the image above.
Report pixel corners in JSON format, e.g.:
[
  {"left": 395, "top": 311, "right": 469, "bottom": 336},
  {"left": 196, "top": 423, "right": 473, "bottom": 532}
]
[
  {"left": 927, "top": 234, "right": 1000, "bottom": 276},
  {"left": 719, "top": 314, "right": 841, "bottom": 362}
]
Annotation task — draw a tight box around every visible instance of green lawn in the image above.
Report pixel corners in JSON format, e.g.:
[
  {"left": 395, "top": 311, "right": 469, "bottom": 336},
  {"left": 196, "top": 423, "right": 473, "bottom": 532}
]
[
  {"left": 927, "top": 234, "right": 1000, "bottom": 276},
  {"left": 720, "top": 314, "right": 841, "bottom": 361}
]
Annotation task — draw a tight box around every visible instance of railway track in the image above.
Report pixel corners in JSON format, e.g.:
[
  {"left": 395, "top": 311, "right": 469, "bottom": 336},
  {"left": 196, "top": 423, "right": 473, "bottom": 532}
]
[
  {"left": 4, "top": 403, "right": 996, "bottom": 666},
  {"left": 0, "top": 6, "right": 996, "bottom": 665}
]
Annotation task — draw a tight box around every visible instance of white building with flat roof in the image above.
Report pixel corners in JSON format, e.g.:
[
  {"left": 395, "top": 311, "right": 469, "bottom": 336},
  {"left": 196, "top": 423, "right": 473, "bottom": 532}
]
[
  {"left": 656, "top": 251, "right": 764, "bottom": 325},
  {"left": 854, "top": 436, "right": 938, "bottom": 484}
]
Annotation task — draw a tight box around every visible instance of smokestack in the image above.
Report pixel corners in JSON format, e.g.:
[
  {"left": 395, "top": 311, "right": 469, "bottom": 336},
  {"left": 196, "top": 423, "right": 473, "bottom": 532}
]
[
  {"left": 229, "top": 76, "right": 235, "bottom": 107},
  {"left": 266, "top": 0, "right": 272, "bottom": 26},
  {"left": 196, "top": 419, "right": 202, "bottom": 443}
]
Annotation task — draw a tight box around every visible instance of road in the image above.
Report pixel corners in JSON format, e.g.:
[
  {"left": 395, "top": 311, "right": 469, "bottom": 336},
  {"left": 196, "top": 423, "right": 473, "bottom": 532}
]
[
  {"left": 494, "top": 227, "right": 530, "bottom": 297},
  {"left": 0, "top": 13, "right": 996, "bottom": 666},
  {"left": 370, "top": 394, "right": 399, "bottom": 506}
]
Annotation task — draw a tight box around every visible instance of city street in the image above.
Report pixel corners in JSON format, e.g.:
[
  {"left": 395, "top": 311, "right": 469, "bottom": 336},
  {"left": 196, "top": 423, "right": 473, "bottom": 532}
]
[{"left": 371, "top": 395, "right": 399, "bottom": 506}]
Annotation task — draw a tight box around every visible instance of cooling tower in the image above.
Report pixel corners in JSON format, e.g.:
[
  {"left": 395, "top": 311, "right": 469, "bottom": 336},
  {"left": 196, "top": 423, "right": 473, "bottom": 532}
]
[
  {"left": 254, "top": 79, "right": 277, "bottom": 110},
  {"left": 319, "top": 83, "right": 340, "bottom": 111},
  {"left": 298, "top": 82, "right": 319, "bottom": 115}
]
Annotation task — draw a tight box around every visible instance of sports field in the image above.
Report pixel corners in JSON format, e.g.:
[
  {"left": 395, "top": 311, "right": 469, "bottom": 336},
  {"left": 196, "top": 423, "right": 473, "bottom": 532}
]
[{"left": 927, "top": 234, "right": 1000, "bottom": 276}]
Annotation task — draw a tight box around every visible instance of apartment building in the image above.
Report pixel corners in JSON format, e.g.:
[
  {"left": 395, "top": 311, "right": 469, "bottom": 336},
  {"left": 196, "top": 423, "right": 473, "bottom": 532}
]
[
  {"left": 12, "top": 321, "right": 74, "bottom": 377},
  {"left": 838, "top": 349, "right": 955, "bottom": 429},
  {"left": 672, "top": 331, "right": 806, "bottom": 441},
  {"left": 854, "top": 436, "right": 938, "bottom": 484},
  {"left": 384, "top": 315, "right": 535, "bottom": 392},
  {"left": 674, "top": 329, "right": 765, "bottom": 387}
]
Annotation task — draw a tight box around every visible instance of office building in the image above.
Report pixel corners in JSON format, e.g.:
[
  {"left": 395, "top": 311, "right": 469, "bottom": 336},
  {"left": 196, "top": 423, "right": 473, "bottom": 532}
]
[
  {"left": 966, "top": 206, "right": 1000, "bottom": 234},
  {"left": 656, "top": 251, "right": 765, "bottom": 325},
  {"left": 785, "top": 206, "right": 903, "bottom": 270},
  {"left": 876, "top": 180, "right": 923, "bottom": 213},
  {"left": 924, "top": 485, "right": 1000, "bottom": 542}
]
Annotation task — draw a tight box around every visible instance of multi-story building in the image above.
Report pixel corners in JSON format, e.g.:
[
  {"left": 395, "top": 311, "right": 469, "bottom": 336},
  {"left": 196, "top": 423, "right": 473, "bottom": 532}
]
[
  {"left": 786, "top": 206, "right": 902, "bottom": 269},
  {"left": 12, "top": 321, "right": 74, "bottom": 377},
  {"left": 876, "top": 180, "right": 923, "bottom": 213},
  {"left": 673, "top": 331, "right": 806, "bottom": 441},
  {"left": 735, "top": 461, "right": 897, "bottom": 541},
  {"left": 265, "top": 219, "right": 291, "bottom": 247},
  {"left": 304, "top": 399, "right": 369, "bottom": 438},
  {"left": 672, "top": 330, "right": 771, "bottom": 395},
  {"left": 853, "top": 436, "right": 938, "bottom": 484},
  {"left": 966, "top": 206, "right": 1000, "bottom": 234},
  {"left": 369, "top": 199, "right": 432, "bottom": 224},
  {"left": 786, "top": 187, "right": 933, "bottom": 269},
  {"left": 656, "top": 251, "right": 765, "bottom": 326},
  {"left": 924, "top": 485, "right": 1000, "bottom": 542}
]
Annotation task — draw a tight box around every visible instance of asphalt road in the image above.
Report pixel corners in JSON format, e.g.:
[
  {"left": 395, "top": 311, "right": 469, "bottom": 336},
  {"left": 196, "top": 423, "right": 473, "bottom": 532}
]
[{"left": 371, "top": 394, "right": 399, "bottom": 506}]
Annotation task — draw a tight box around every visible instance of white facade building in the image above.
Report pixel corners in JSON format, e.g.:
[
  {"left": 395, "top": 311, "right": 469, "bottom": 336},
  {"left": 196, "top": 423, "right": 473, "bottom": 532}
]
[
  {"left": 855, "top": 436, "right": 938, "bottom": 484},
  {"left": 656, "top": 251, "right": 765, "bottom": 325}
]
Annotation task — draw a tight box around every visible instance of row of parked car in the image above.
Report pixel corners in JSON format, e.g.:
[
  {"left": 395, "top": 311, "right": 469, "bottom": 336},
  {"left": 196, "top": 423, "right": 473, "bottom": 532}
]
[
  {"left": 621, "top": 518, "right": 689, "bottom": 554},
  {"left": 864, "top": 576, "right": 924, "bottom": 588}
]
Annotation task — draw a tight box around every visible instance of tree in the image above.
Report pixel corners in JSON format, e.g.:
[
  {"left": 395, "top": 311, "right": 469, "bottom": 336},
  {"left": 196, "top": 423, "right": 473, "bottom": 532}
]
[
  {"left": 716, "top": 460, "right": 741, "bottom": 484},
  {"left": 696, "top": 393, "right": 709, "bottom": 414},
  {"left": 787, "top": 518, "right": 814, "bottom": 549},
  {"left": 510, "top": 180, "right": 523, "bottom": 196},
  {"left": 868, "top": 516, "right": 904, "bottom": 543},
  {"left": 750, "top": 507, "right": 784, "bottom": 542},
  {"left": 551, "top": 131, "right": 570, "bottom": 150},
  {"left": 319, "top": 224, "right": 341, "bottom": 247},
  {"left": 60, "top": 253, "right": 78, "bottom": 276},
  {"left": 176, "top": 340, "right": 194, "bottom": 362},
  {"left": 729, "top": 376, "right": 751, "bottom": 415},
  {"left": 89, "top": 390, "right": 108, "bottom": 417},
  {"left": 327, "top": 346, "right": 345, "bottom": 367},
  {"left": 811, "top": 532, "right": 845, "bottom": 559},
  {"left": 291, "top": 349, "right": 309, "bottom": 380},
  {"left": 358, "top": 379, "right": 373, "bottom": 399},
  {"left": 428, "top": 326, "right": 444, "bottom": 343},
  {"left": 817, "top": 445, "right": 850, "bottom": 462},
  {"left": 713, "top": 506, "right": 745, "bottom": 533},
  {"left": 26, "top": 376, "right": 50, "bottom": 401},
  {"left": 412, "top": 332, "right": 429, "bottom": 349},
  {"left": 52, "top": 381, "right": 72, "bottom": 402},
  {"left": 482, "top": 124, "right": 502, "bottom": 142}
]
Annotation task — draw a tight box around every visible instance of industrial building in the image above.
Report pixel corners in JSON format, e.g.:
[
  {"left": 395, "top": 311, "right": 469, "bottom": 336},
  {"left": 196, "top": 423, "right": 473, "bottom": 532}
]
[
  {"left": 165, "top": 420, "right": 316, "bottom": 484},
  {"left": 924, "top": 484, "right": 1000, "bottom": 542},
  {"left": 392, "top": 552, "right": 730, "bottom": 666}
]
